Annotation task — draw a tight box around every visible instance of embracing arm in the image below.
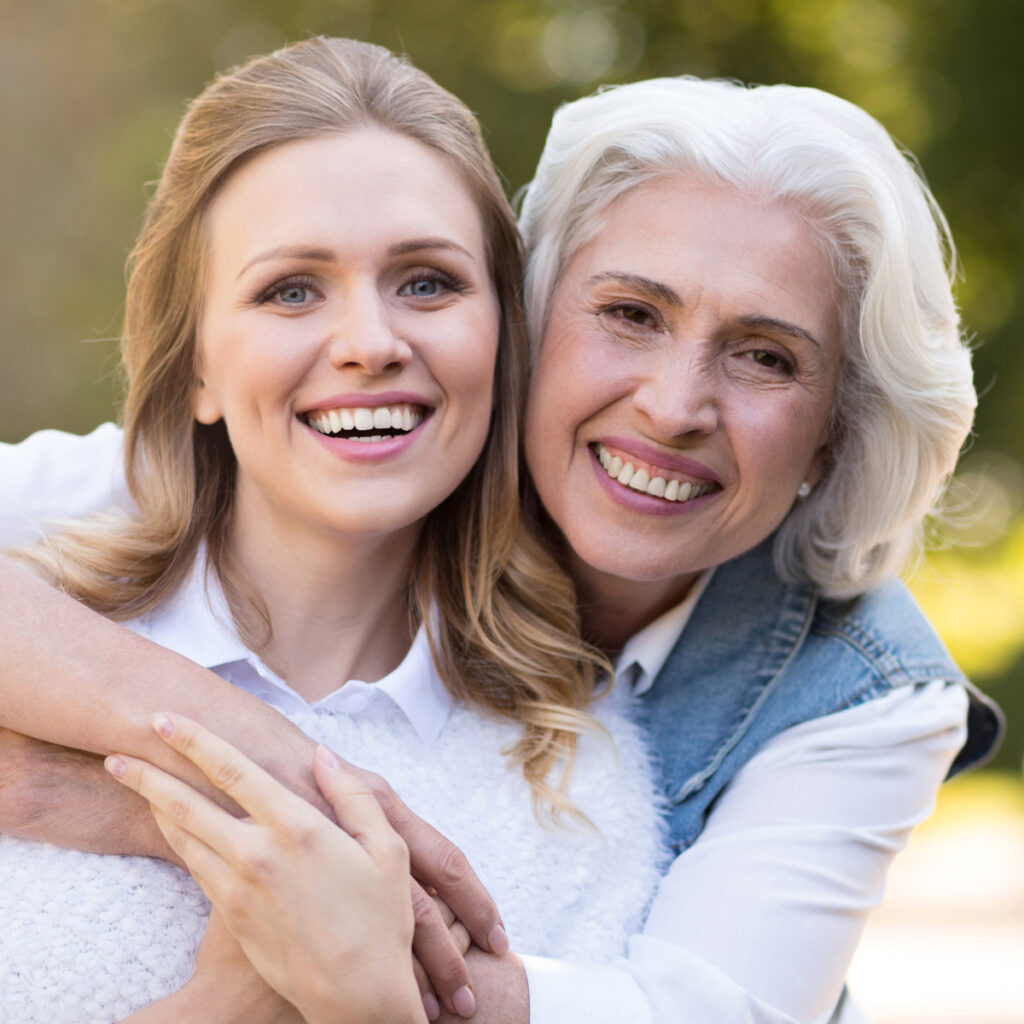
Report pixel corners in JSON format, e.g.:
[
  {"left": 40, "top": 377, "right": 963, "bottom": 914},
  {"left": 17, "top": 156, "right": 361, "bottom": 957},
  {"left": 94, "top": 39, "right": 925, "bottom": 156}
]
[
  {"left": 0, "top": 555, "right": 328, "bottom": 817},
  {"left": 0, "top": 556, "right": 506, "bottom": 1015},
  {"left": 509, "top": 681, "right": 967, "bottom": 1024}
]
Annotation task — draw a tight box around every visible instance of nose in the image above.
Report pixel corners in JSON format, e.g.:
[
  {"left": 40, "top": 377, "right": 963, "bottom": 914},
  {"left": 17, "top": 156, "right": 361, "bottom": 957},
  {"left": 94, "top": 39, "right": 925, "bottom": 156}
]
[
  {"left": 326, "top": 289, "right": 413, "bottom": 376},
  {"left": 631, "top": 346, "right": 719, "bottom": 439}
]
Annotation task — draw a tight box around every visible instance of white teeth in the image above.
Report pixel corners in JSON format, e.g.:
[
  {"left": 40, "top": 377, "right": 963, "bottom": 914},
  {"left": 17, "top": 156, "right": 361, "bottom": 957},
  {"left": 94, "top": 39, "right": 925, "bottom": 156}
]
[
  {"left": 593, "top": 443, "right": 714, "bottom": 504},
  {"left": 307, "top": 403, "right": 425, "bottom": 439},
  {"left": 628, "top": 468, "right": 650, "bottom": 492}
]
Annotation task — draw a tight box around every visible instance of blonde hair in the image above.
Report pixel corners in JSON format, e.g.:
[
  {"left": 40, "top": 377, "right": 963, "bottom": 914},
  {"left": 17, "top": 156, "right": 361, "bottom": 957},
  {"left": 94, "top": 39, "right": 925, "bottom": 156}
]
[
  {"left": 520, "top": 77, "right": 975, "bottom": 597},
  {"left": 14, "top": 38, "right": 606, "bottom": 820}
]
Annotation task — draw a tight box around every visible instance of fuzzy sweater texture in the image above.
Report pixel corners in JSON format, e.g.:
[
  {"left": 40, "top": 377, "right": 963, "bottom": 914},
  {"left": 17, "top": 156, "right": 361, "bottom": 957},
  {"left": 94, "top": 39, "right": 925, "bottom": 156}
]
[{"left": 0, "top": 689, "right": 666, "bottom": 1022}]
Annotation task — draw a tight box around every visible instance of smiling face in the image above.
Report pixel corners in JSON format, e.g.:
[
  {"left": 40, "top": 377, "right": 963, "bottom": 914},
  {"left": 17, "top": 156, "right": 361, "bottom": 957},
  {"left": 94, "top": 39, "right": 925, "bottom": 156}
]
[
  {"left": 193, "top": 129, "right": 500, "bottom": 554},
  {"left": 525, "top": 178, "right": 842, "bottom": 611}
]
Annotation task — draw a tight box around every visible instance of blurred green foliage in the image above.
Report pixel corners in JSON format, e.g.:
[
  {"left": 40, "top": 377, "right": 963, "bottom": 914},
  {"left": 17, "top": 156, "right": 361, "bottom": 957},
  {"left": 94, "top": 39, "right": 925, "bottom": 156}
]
[{"left": 1, "top": 0, "right": 1021, "bottom": 766}]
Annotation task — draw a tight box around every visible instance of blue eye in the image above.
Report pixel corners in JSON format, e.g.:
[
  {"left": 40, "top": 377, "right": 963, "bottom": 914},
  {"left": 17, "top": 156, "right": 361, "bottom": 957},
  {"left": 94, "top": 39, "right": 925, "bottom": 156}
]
[
  {"left": 254, "top": 275, "right": 319, "bottom": 307},
  {"left": 399, "top": 269, "right": 465, "bottom": 299},
  {"left": 278, "top": 285, "right": 310, "bottom": 304},
  {"left": 407, "top": 278, "right": 440, "bottom": 297}
]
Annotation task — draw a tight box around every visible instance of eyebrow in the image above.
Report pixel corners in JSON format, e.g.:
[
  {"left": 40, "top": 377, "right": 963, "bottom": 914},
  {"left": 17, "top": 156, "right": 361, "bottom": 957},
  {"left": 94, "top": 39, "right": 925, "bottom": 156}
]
[
  {"left": 237, "top": 246, "right": 335, "bottom": 279},
  {"left": 588, "top": 272, "right": 682, "bottom": 308},
  {"left": 237, "top": 237, "right": 476, "bottom": 280},
  {"left": 387, "top": 237, "right": 476, "bottom": 261},
  {"left": 736, "top": 314, "right": 824, "bottom": 354}
]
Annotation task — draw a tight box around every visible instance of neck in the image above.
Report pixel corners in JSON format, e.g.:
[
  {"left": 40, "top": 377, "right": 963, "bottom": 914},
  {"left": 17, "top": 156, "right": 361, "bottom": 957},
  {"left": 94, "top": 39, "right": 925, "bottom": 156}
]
[
  {"left": 569, "top": 551, "right": 699, "bottom": 658},
  {"left": 224, "top": 501, "right": 421, "bottom": 702}
]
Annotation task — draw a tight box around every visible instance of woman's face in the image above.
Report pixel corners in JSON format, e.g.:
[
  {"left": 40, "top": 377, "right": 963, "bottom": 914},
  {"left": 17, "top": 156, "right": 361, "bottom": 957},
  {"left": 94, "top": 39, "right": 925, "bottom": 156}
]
[
  {"left": 194, "top": 129, "right": 500, "bottom": 551},
  {"left": 525, "top": 178, "right": 841, "bottom": 600}
]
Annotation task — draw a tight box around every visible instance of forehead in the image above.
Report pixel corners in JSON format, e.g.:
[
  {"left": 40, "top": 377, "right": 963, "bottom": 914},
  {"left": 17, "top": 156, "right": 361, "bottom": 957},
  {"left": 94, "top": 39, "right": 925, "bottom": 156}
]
[
  {"left": 204, "top": 129, "right": 488, "bottom": 262},
  {"left": 566, "top": 177, "right": 841, "bottom": 343}
]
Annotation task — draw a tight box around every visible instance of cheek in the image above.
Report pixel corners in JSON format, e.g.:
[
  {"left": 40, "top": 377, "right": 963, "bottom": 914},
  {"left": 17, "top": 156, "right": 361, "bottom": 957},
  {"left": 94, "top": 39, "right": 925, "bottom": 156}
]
[{"left": 732, "top": 396, "right": 830, "bottom": 486}]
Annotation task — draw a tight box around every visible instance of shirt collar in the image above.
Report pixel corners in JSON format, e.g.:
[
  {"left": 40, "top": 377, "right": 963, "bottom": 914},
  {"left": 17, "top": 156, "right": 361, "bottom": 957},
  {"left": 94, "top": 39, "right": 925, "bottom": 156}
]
[
  {"left": 615, "top": 568, "right": 715, "bottom": 696},
  {"left": 126, "top": 553, "right": 453, "bottom": 744}
]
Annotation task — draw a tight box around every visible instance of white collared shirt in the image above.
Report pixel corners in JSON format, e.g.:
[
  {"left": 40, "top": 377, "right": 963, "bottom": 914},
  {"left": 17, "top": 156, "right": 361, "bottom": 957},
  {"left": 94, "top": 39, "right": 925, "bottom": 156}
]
[
  {"left": 615, "top": 569, "right": 714, "bottom": 695},
  {"left": 127, "top": 553, "right": 453, "bottom": 745},
  {"left": 1, "top": 425, "right": 970, "bottom": 1024}
]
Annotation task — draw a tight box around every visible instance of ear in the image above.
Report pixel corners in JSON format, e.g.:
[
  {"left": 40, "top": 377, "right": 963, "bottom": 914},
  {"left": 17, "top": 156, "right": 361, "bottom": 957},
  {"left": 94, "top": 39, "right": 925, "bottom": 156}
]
[
  {"left": 192, "top": 377, "right": 223, "bottom": 425},
  {"left": 192, "top": 349, "right": 222, "bottom": 425},
  {"left": 804, "top": 437, "right": 831, "bottom": 488}
]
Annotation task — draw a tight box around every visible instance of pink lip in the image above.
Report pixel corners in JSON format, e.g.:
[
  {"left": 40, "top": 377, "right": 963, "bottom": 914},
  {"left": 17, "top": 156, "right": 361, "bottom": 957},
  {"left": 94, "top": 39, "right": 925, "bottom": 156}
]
[
  {"left": 299, "top": 390, "right": 433, "bottom": 464},
  {"left": 301, "top": 391, "right": 432, "bottom": 416},
  {"left": 597, "top": 436, "right": 720, "bottom": 484},
  {"left": 304, "top": 421, "right": 423, "bottom": 463},
  {"left": 587, "top": 443, "right": 720, "bottom": 516}
]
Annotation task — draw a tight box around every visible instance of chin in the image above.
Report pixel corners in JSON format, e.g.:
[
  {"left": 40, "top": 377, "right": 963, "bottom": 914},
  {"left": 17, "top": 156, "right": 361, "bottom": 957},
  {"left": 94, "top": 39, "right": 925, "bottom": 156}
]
[{"left": 570, "top": 538, "right": 697, "bottom": 587}]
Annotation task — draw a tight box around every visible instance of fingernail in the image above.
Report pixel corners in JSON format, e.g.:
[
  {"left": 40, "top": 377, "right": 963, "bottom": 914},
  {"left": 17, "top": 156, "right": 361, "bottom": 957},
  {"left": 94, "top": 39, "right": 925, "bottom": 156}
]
[
  {"left": 488, "top": 923, "right": 509, "bottom": 955},
  {"left": 315, "top": 744, "right": 341, "bottom": 770},
  {"left": 151, "top": 713, "right": 174, "bottom": 738},
  {"left": 452, "top": 985, "right": 476, "bottom": 1018},
  {"left": 104, "top": 755, "right": 126, "bottom": 779},
  {"left": 422, "top": 992, "right": 441, "bottom": 1021}
]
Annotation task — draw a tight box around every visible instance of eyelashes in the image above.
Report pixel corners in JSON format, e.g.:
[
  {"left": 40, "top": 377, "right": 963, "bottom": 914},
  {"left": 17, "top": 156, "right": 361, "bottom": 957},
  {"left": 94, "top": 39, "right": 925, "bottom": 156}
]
[{"left": 253, "top": 275, "right": 320, "bottom": 306}]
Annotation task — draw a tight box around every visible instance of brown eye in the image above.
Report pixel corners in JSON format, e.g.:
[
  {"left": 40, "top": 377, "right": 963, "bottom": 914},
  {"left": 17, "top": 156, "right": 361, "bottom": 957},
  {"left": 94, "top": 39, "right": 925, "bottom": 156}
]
[
  {"left": 749, "top": 349, "right": 794, "bottom": 374},
  {"left": 610, "top": 304, "right": 655, "bottom": 327}
]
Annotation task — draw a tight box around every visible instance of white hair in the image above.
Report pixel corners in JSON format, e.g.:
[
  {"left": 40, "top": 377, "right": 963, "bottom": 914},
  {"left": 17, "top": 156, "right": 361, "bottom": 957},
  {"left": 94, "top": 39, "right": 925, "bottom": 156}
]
[{"left": 519, "top": 77, "right": 975, "bottom": 598}]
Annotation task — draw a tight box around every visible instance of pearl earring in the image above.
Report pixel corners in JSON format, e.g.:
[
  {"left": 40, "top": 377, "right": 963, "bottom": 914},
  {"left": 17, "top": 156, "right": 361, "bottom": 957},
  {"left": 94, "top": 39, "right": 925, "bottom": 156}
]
[{"left": 797, "top": 481, "right": 812, "bottom": 499}]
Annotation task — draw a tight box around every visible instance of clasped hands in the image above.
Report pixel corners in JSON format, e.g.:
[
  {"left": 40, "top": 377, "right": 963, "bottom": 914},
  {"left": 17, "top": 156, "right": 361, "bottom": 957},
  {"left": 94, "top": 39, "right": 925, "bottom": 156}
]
[{"left": 0, "top": 720, "right": 520, "bottom": 1023}]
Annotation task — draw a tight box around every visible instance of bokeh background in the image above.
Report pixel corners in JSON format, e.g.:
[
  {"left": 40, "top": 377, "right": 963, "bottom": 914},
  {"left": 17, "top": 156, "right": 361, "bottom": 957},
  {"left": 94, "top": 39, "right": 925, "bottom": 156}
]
[{"left": 2, "top": 1, "right": 1022, "bottom": 1019}]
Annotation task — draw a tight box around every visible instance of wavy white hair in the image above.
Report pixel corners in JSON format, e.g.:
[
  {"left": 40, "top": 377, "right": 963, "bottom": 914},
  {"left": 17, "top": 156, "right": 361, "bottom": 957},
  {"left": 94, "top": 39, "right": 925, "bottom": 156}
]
[{"left": 519, "top": 77, "right": 975, "bottom": 598}]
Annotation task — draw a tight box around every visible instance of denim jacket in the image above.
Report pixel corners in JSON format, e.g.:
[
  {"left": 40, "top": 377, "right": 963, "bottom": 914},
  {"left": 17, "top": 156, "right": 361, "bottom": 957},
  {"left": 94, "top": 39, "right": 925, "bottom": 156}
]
[{"left": 642, "top": 537, "right": 1004, "bottom": 853}]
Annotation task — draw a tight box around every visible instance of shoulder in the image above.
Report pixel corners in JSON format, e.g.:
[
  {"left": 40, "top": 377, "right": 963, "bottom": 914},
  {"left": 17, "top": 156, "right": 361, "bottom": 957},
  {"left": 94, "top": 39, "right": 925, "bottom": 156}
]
[
  {"left": 805, "top": 577, "right": 965, "bottom": 698},
  {"left": 0, "top": 423, "right": 130, "bottom": 546}
]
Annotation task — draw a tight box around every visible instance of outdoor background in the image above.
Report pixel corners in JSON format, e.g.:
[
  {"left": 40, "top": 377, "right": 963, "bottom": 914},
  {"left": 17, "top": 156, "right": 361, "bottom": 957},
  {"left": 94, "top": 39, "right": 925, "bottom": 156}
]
[{"left": 2, "top": 1, "right": 1021, "bottom": 1020}]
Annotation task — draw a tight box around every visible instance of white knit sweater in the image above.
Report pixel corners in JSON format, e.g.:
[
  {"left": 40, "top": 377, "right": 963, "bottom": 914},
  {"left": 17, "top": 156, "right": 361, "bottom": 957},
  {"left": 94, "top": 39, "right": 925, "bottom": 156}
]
[{"left": 0, "top": 689, "right": 666, "bottom": 1023}]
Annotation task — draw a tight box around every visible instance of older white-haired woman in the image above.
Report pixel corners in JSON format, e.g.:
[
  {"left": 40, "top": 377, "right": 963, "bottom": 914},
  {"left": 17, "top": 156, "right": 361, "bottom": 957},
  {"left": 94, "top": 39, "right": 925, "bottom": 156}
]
[{"left": 0, "top": 74, "right": 1001, "bottom": 1023}]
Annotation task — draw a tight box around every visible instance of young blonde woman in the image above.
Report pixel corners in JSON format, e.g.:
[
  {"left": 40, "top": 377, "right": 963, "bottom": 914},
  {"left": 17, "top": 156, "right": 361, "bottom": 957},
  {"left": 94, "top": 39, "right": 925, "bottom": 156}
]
[{"left": 0, "top": 38, "right": 665, "bottom": 1024}]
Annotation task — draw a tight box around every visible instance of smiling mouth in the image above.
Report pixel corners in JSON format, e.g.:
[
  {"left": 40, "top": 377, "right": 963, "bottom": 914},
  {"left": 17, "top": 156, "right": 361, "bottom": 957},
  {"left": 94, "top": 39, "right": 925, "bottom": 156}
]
[
  {"left": 593, "top": 443, "right": 717, "bottom": 502},
  {"left": 305, "top": 403, "right": 427, "bottom": 442}
]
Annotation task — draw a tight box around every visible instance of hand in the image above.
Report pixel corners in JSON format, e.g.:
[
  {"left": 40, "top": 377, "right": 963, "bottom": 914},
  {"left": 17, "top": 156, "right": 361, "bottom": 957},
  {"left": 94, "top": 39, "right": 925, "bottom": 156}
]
[
  {"left": 118, "top": 910, "right": 305, "bottom": 1024},
  {"left": 340, "top": 763, "right": 508, "bottom": 1017},
  {"left": 412, "top": 889, "right": 473, "bottom": 1020},
  {"left": 0, "top": 728, "right": 174, "bottom": 861},
  {"left": 188, "top": 910, "right": 306, "bottom": 1023},
  {"left": 106, "top": 713, "right": 427, "bottom": 1024},
  {"left": 434, "top": 948, "right": 528, "bottom": 1024}
]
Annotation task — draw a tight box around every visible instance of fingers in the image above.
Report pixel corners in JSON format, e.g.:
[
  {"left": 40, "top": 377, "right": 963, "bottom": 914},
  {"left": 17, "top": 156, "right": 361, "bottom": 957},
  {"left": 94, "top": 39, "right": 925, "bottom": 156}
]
[
  {"left": 143, "top": 713, "right": 304, "bottom": 825},
  {"left": 104, "top": 751, "right": 236, "bottom": 892},
  {"left": 355, "top": 769, "right": 508, "bottom": 956},
  {"left": 312, "top": 745, "right": 408, "bottom": 864},
  {"left": 410, "top": 824, "right": 507, "bottom": 956},
  {"left": 410, "top": 880, "right": 477, "bottom": 1019}
]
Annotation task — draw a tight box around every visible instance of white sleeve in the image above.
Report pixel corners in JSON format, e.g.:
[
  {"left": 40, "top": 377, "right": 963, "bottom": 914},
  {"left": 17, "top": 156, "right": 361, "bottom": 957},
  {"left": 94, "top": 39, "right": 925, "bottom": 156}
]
[
  {"left": 0, "top": 423, "right": 129, "bottom": 547},
  {"left": 523, "top": 680, "right": 968, "bottom": 1024}
]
